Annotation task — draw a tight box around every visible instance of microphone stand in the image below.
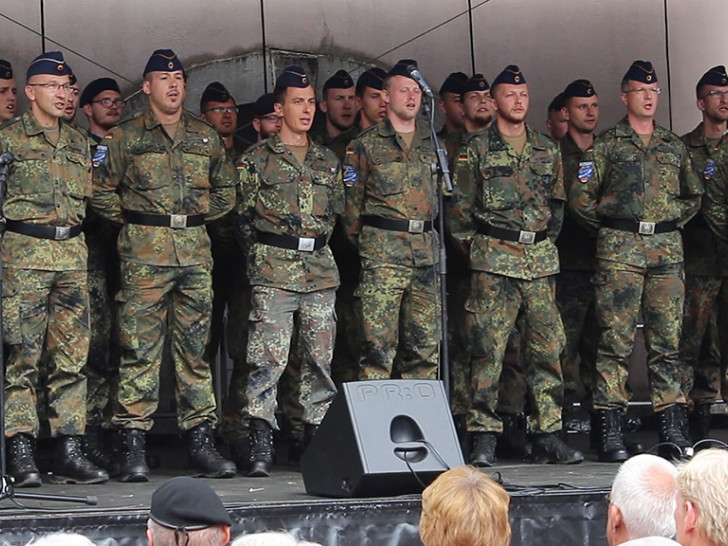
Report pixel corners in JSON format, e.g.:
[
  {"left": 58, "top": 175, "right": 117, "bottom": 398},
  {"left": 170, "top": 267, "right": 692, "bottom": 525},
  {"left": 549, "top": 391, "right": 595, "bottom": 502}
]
[
  {"left": 420, "top": 97, "right": 451, "bottom": 402},
  {"left": 0, "top": 154, "right": 96, "bottom": 506}
]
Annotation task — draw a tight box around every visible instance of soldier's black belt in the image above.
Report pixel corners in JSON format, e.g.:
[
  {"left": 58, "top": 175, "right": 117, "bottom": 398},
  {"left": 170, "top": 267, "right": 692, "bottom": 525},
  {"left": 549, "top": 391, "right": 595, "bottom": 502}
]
[
  {"left": 362, "top": 215, "right": 433, "bottom": 233},
  {"left": 476, "top": 222, "right": 547, "bottom": 245},
  {"left": 124, "top": 210, "right": 205, "bottom": 228},
  {"left": 257, "top": 231, "right": 327, "bottom": 252},
  {"left": 602, "top": 218, "right": 678, "bottom": 235},
  {"left": 5, "top": 219, "right": 82, "bottom": 241}
]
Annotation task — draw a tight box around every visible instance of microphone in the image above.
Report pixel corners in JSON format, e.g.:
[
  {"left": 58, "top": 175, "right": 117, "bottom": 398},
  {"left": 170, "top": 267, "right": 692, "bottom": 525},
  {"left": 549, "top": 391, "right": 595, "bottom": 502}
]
[
  {"left": 406, "top": 65, "right": 435, "bottom": 99},
  {"left": 0, "top": 152, "right": 13, "bottom": 166}
]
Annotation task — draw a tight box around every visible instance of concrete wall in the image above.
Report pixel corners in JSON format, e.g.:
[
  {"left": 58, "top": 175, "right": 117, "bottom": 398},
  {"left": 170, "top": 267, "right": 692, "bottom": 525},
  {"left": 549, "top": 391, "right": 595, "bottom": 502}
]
[{"left": 2, "top": 0, "right": 725, "bottom": 133}]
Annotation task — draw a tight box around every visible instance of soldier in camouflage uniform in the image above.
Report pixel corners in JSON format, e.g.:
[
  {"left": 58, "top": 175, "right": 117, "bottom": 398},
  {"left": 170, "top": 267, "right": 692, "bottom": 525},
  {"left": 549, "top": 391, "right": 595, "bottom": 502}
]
[
  {"left": 0, "top": 52, "right": 108, "bottom": 487},
  {"left": 356, "top": 67, "right": 387, "bottom": 131},
  {"left": 679, "top": 66, "right": 728, "bottom": 443},
  {"left": 344, "top": 59, "right": 441, "bottom": 381},
  {"left": 546, "top": 93, "right": 568, "bottom": 141},
  {"left": 198, "top": 82, "right": 250, "bottom": 465},
  {"left": 555, "top": 80, "right": 600, "bottom": 426},
  {"left": 437, "top": 72, "right": 468, "bottom": 138},
  {"left": 569, "top": 60, "right": 702, "bottom": 462},
  {"left": 236, "top": 66, "right": 343, "bottom": 477},
  {"left": 92, "top": 49, "right": 236, "bottom": 481},
  {"left": 0, "top": 59, "right": 17, "bottom": 123},
  {"left": 448, "top": 65, "right": 583, "bottom": 467},
  {"left": 77, "top": 77, "right": 125, "bottom": 474}
]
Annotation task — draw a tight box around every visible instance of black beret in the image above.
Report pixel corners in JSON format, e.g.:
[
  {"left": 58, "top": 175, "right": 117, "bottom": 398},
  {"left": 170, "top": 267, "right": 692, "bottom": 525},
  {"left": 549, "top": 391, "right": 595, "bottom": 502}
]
[
  {"left": 275, "top": 65, "right": 311, "bottom": 89},
  {"left": 0, "top": 60, "right": 12, "bottom": 80},
  {"left": 623, "top": 60, "right": 657, "bottom": 84},
  {"left": 462, "top": 73, "right": 490, "bottom": 96},
  {"left": 562, "top": 79, "right": 596, "bottom": 99},
  {"left": 387, "top": 59, "right": 418, "bottom": 79},
  {"left": 323, "top": 69, "right": 354, "bottom": 91},
  {"left": 150, "top": 477, "right": 232, "bottom": 530},
  {"left": 440, "top": 71, "right": 468, "bottom": 95},
  {"left": 491, "top": 65, "right": 526, "bottom": 88},
  {"left": 548, "top": 93, "right": 566, "bottom": 112},
  {"left": 697, "top": 66, "right": 728, "bottom": 88},
  {"left": 144, "top": 49, "right": 184, "bottom": 76},
  {"left": 356, "top": 67, "right": 386, "bottom": 91},
  {"left": 200, "top": 81, "right": 234, "bottom": 110},
  {"left": 27, "top": 51, "right": 72, "bottom": 79},
  {"left": 80, "top": 78, "right": 121, "bottom": 107},
  {"left": 253, "top": 92, "right": 276, "bottom": 117}
]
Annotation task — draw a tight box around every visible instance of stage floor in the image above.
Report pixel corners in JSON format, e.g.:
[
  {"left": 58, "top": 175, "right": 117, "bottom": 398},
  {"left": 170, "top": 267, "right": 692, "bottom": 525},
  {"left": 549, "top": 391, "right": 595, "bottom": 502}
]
[{"left": 0, "top": 422, "right": 725, "bottom": 546}]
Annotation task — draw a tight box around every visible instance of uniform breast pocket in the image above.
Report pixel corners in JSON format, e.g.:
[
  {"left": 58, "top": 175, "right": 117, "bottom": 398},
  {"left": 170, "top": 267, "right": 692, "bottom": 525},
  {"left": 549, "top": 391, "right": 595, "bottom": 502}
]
[
  {"left": 370, "top": 153, "right": 406, "bottom": 196},
  {"left": 64, "top": 150, "right": 92, "bottom": 199},
  {"left": 655, "top": 151, "right": 682, "bottom": 195},
  {"left": 11, "top": 149, "right": 50, "bottom": 196},
  {"left": 480, "top": 165, "right": 517, "bottom": 210},
  {"left": 311, "top": 166, "right": 337, "bottom": 217},
  {"left": 259, "top": 174, "right": 295, "bottom": 212},
  {"left": 130, "top": 144, "right": 169, "bottom": 190},
  {"left": 182, "top": 138, "right": 212, "bottom": 189}
]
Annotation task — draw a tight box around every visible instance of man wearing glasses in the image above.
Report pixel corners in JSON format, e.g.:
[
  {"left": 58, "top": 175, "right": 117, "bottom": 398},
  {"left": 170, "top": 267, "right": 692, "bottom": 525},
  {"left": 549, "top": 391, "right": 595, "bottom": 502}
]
[
  {"left": 570, "top": 60, "right": 702, "bottom": 462},
  {"left": 75, "top": 77, "right": 125, "bottom": 475},
  {"left": 0, "top": 51, "right": 109, "bottom": 487},
  {"left": 679, "top": 66, "right": 728, "bottom": 446}
]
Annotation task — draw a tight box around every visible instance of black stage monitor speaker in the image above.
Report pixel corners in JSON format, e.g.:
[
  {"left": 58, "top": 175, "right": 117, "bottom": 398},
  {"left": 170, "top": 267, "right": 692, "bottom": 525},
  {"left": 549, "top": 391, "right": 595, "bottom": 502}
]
[{"left": 301, "top": 379, "right": 464, "bottom": 498}]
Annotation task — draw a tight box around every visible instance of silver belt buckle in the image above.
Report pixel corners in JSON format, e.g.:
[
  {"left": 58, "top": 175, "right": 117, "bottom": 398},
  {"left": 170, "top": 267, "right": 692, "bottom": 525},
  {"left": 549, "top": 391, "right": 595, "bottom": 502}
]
[
  {"left": 297, "top": 237, "right": 315, "bottom": 252},
  {"left": 54, "top": 226, "right": 70, "bottom": 240},
  {"left": 408, "top": 219, "right": 424, "bottom": 233},
  {"left": 170, "top": 214, "right": 187, "bottom": 229},
  {"left": 638, "top": 221, "right": 656, "bottom": 235},
  {"left": 518, "top": 230, "right": 536, "bottom": 244}
]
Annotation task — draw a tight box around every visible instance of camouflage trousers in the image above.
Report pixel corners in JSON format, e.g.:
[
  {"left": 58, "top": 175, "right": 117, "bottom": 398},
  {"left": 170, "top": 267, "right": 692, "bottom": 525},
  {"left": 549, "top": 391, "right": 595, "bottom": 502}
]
[
  {"left": 495, "top": 329, "right": 527, "bottom": 415},
  {"left": 447, "top": 272, "right": 471, "bottom": 415},
  {"left": 592, "top": 261, "right": 686, "bottom": 411},
  {"left": 243, "top": 285, "right": 337, "bottom": 429},
  {"left": 85, "top": 267, "right": 121, "bottom": 428},
  {"left": 556, "top": 270, "right": 597, "bottom": 408},
  {"left": 357, "top": 262, "right": 440, "bottom": 380},
  {"left": 112, "top": 261, "right": 217, "bottom": 431},
  {"left": 466, "top": 272, "right": 565, "bottom": 434},
  {"left": 680, "top": 275, "right": 728, "bottom": 403},
  {"left": 3, "top": 267, "right": 89, "bottom": 438},
  {"left": 331, "top": 280, "right": 363, "bottom": 386}
]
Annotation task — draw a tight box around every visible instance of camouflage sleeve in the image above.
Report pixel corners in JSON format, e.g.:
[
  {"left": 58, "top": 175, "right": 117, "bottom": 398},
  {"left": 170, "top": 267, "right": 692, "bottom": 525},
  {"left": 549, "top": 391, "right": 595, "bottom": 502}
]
[
  {"left": 233, "top": 154, "right": 258, "bottom": 254},
  {"left": 206, "top": 134, "right": 236, "bottom": 222},
  {"left": 447, "top": 139, "right": 478, "bottom": 255},
  {"left": 343, "top": 139, "right": 368, "bottom": 248},
  {"left": 332, "top": 162, "right": 345, "bottom": 217},
  {"left": 547, "top": 149, "right": 565, "bottom": 241},
  {"left": 567, "top": 140, "right": 603, "bottom": 235},
  {"left": 91, "top": 130, "right": 125, "bottom": 224},
  {"left": 703, "top": 162, "right": 728, "bottom": 245},
  {"left": 676, "top": 149, "right": 703, "bottom": 227}
]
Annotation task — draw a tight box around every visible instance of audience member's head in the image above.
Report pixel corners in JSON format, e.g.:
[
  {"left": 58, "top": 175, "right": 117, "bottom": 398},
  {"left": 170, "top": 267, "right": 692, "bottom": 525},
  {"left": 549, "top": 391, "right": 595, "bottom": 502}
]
[
  {"left": 27, "top": 533, "right": 96, "bottom": 546},
  {"left": 230, "top": 532, "right": 321, "bottom": 546},
  {"left": 675, "top": 448, "right": 728, "bottom": 546},
  {"left": 419, "top": 465, "right": 511, "bottom": 546},
  {"left": 147, "top": 477, "right": 232, "bottom": 546},
  {"left": 607, "top": 454, "right": 679, "bottom": 546}
]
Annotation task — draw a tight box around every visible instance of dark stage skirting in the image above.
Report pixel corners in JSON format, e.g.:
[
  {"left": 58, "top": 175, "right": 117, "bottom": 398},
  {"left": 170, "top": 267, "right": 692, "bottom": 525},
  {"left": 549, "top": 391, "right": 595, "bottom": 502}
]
[{"left": 0, "top": 487, "right": 608, "bottom": 546}]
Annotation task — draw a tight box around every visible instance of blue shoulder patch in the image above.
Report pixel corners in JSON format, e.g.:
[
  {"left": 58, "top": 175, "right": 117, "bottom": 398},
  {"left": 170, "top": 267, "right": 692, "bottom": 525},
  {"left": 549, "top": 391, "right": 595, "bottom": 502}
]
[
  {"left": 704, "top": 158, "right": 716, "bottom": 180},
  {"left": 578, "top": 161, "right": 594, "bottom": 183},
  {"left": 343, "top": 164, "right": 358, "bottom": 187},
  {"left": 92, "top": 145, "right": 108, "bottom": 168}
]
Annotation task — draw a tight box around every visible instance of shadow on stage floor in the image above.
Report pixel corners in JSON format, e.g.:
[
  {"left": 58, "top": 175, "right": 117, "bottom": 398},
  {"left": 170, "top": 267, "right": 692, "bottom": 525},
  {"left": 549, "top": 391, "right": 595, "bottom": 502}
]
[{"left": 0, "top": 422, "right": 726, "bottom": 546}]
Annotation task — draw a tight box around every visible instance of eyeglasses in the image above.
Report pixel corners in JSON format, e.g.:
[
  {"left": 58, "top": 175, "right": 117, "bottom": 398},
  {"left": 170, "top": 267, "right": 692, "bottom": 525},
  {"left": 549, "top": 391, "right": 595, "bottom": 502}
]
[
  {"left": 625, "top": 87, "right": 662, "bottom": 95},
  {"left": 27, "top": 82, "right": 73, "bottom": 92},
  {"left": 702, "top": 90, "right": 728, "bottom": 99},
  {"left": 259, "top": 114, "right": 281, "bottom": 122},
  {"left": 205, "top": 107, "right": 237, "bottom": 114},
  {"left": 92, "top": 98, "right": 124, "bottom": 108}
]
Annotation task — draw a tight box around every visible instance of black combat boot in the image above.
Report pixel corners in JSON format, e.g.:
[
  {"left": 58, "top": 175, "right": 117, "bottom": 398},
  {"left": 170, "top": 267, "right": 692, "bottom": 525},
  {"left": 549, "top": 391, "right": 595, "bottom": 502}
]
[
  {"left": 287, "top": 436, "right": 304, "bottom": 467},
  {"left": 51, "top": 435, "right": 109, "bottom": 484},
  {"left": 531, "top": 432, "right": 584, "bottom": 464},
  {"left": 6, "top": 433, "right": 41, "bottom": 488},
  {"left": 496, "top": 413, "right": 532, "bottom": 460},
  {"left": 118, "top": 429, "right": 150, "bottom": 482},
  {"left": 82, "top": 425, "right": 117, "bottom": 476},
  {"left": 595, "top": 409, "right": 629, "bottom": 462},
  {"left": 688, "top": 403, "right": 712, "bottom": 447},
  {"left": 186, "top": 421, "right": 236, "bottom": 478},
  {"left": 303, "top": 424, "right": 319, "bottom": 450},
  {"left": 229, "top": 435, "right": 251, "bottom": 473},
  {"left": 248, "top": 419, "right": 274, "bottom": 477},
  {"left": 469, "top": 432, "right": 497, "bottom": 467},
  {"left": 657, "top": 405, "right": 693, "bottom": 460}
]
